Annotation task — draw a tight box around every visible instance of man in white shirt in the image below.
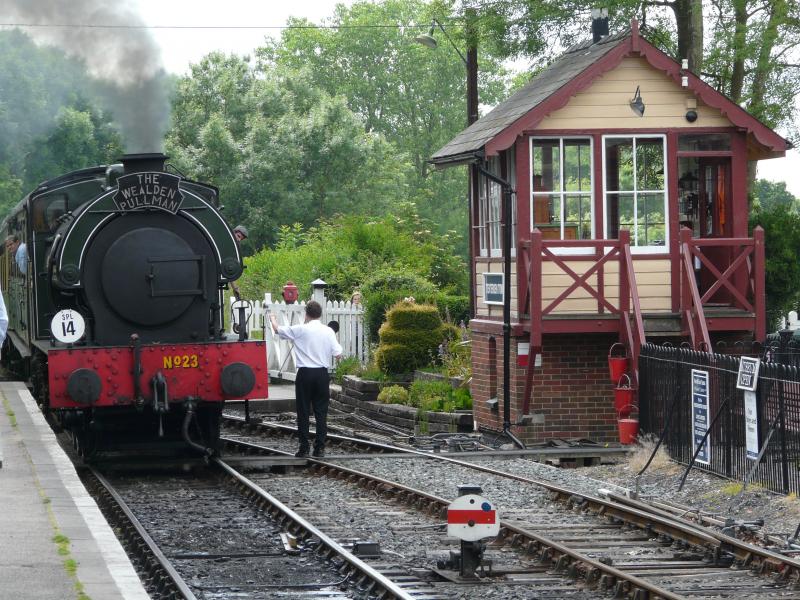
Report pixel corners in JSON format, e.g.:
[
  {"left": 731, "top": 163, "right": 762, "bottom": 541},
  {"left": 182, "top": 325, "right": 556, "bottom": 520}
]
[{"left": 270, "top": 300, "right": 342, "bottom": 457}]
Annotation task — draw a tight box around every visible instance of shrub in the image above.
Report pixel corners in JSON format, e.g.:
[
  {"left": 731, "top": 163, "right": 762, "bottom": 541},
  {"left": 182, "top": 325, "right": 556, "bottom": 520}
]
[
  {"left": 442, "top": 339, "right": 471, "bottom": 381},
  {"left": 408, "top": 378, "right": 472, "bottom": 413},
  {"left": 377, "top": 385, "right": 409, "bottom": 405},
  {"left": 333, "top": 356, "right": 360, "bottom": 384},
  {"left": 409, "top": 380, "right": 453, "bottom": 410},
  {"left": 363, "top": 289, "right": 469, "bottom": 344},
  {"left": 375, "top": 302, "right": 448, "bottom": 375},
  {"left": 452, "top": 387, "right": 473, "bottom": 410}
]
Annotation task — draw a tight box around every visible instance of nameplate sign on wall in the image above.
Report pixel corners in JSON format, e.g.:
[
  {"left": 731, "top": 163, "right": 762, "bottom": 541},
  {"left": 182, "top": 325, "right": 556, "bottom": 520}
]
[
  {"left": 484, "top": 273, "right": 504, "bottom": 305},
  {"left": 691, "top": 369, "right": 711, "bottom": 465},
  {"left": 736, "top": 356, "right": 760, "bottom": 392}
]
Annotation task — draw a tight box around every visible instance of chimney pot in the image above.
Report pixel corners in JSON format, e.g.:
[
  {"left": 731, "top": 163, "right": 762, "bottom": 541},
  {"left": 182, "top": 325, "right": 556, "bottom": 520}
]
[{"left": 591, "top": 8, "right": 609, "bottom": 43}]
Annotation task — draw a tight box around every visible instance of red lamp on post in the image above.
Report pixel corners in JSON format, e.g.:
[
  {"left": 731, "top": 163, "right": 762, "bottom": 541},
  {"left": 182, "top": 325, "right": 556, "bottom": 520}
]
[{"left": 282, "top": 281, "right": 298, "bottom": 304}]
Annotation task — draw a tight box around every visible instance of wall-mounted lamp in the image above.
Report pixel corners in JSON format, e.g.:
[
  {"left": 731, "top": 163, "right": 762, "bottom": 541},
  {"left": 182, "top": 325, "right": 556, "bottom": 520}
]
[
  {"left": 685, "top": 110, "right": 698, "bottom": 122},
  {"left": 629, "top": 86, "right": 645, "bottom": 117},
  {"left": 414, "top": 22, "right": 438, "bottom": 49}
]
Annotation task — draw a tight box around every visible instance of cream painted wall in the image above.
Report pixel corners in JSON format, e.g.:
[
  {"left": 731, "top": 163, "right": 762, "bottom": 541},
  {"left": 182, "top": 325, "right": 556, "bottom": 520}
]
[
  {"left": 474, "top": 257, "right": 672, "bottom": 318},
  {"left": 536, "top": 57, "right": 732, "bottom": 129}
]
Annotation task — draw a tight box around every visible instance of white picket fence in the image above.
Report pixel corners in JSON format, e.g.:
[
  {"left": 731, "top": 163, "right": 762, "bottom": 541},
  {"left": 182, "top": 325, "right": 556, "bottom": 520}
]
[{"left": 229, "top": 287, "right": 366, "bottom": 382}]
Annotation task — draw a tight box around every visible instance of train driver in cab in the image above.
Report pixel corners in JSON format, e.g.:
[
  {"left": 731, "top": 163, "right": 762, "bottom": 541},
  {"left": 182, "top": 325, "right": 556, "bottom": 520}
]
[{"left": 233, "top": 225, "right": 248, "bottom": 243}]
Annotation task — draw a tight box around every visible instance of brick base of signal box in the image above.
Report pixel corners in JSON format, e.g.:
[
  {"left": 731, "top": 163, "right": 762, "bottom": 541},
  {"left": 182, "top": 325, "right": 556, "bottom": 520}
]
[{"left": 471, "top": 329, "right": 620, "bottom": 445}]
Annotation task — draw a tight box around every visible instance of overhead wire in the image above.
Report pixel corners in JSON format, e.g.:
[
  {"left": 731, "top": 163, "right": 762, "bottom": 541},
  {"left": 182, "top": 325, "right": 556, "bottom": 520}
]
[{"left": 0, "top": 22, "right": 444, "bottom": 30}]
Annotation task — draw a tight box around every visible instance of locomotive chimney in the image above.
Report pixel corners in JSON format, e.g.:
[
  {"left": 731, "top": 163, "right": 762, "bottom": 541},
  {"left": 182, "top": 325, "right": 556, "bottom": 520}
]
[{"left": 119, "top": 153, "right": 168, "bottom": 174}]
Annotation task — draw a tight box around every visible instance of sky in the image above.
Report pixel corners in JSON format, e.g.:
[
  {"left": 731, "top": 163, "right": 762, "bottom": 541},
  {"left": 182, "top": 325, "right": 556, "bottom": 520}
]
[
  {"left": 131, "top": 0, "right": 799, "bottom": 197},
  {"left": 14, "top": 0, "right": 797, "bottom": 196}
]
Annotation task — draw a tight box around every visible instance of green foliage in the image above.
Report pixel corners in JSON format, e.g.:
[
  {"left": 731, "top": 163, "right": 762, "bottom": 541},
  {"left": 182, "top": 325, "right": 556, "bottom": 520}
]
[
  {"left": 363, "top": 289, "right": 468, "bottom": 344},
  {"left": 409, "top": 379, "right": 471, "bottom": 412},
  {"left": 442, "top": 340, "right": 472, "bottom": 381},
  {"left": 375, "top": 302, "right": 448, "bottom": 375},
  {"left": 753, "top": 179, "right": 799, "bottom": 213},
  {"left": 377, "top": 385, "right": 410, "bottom": 405},
  {"left": 473, "top": 1, "right": 799, "bottom": 141},
  {"left": 239, "top": 205, "right": 467, "bottom": 307},
  {"left": 259, "top": 0, "right": 510, "bottom": 257},
  {"left": 23, "top": 102, "right": 123, "bottom": 190},
  {"left": 333, "top": 356, "right": 361, "bottom": 385},
  {"left": 166, "top": 55, "right": 409, "bottom": 249},
  {"left": 750, "top": 204, "right": 800, "bottom": 327},
  {"left": 0, "top": 30, "right": 125, "bottom": 217}
]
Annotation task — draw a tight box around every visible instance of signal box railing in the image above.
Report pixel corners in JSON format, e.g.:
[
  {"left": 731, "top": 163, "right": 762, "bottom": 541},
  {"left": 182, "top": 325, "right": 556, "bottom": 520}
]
[
  {"left": 678, "top": 226, "right": 765, "bottom": 350},
  {"left": 519, "top": 229, "right": 645, "bottom": 415}
]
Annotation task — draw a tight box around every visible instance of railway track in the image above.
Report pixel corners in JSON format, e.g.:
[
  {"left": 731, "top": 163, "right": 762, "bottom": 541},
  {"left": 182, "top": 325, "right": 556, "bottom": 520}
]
[
  {"left": 221, "top": 419, "right": 800, "bottom": 598},
  {"left": 80, "top": 460, "right": 430, "bottom": 599}
]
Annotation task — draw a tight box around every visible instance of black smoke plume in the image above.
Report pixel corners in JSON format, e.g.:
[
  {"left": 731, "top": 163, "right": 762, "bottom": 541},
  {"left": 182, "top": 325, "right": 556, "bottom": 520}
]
[{"left": 5, "top": 0, "right": 169, "bottom": 152}]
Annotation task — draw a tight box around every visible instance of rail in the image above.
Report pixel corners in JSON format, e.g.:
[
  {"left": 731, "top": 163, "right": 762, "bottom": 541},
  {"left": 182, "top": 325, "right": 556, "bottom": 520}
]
[
  {"left": 222, "top": 434, "right": 800, "bottom": 594},
  {"left": 214, "top": 457, "right": 418, "bottom": 600}
]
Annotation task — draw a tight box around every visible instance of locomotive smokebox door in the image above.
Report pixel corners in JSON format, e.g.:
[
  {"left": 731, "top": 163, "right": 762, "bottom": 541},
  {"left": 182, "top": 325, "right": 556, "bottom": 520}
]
[{"left": 101, "top": 228, "right": 202, "bottom": 326}]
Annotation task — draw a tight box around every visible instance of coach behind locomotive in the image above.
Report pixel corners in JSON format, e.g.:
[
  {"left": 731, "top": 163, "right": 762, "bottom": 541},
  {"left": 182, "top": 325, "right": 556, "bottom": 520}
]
[{"left": 0, "top": 153, "right": 267, "bottom": 457}]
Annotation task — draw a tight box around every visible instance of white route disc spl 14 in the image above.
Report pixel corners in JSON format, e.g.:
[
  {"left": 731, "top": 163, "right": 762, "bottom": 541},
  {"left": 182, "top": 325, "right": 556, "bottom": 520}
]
[{"left": 51, "top": 309, "right": 86, "bottom": 343}]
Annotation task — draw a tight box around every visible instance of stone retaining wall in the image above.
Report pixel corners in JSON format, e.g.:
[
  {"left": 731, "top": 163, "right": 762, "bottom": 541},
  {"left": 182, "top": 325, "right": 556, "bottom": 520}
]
[{"left": 331, "top": 376, "right": 473, "bottom": 434}]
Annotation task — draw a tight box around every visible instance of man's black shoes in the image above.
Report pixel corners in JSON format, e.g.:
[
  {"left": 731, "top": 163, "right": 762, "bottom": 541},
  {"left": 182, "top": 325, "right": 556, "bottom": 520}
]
[
  {"left": 312, "top": 447, "right": 325, "bottom": 458},
  {"left": 295, "top": 448, "right": 309, "bottom": 458}
]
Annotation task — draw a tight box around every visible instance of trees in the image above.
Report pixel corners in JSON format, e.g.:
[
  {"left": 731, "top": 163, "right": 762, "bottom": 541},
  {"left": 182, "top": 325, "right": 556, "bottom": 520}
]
[
  {"left": 241, "top": 205, "right": 466, "bottom": 300},
  {"left": 165, "top": 54, "right": 409, "bottom": 249},
  {"left": 753, "top": 179, "right": 799, "bottom": 212},
  {"left": 704, "top": 0, "right": 800, "bottom": 135},
  {"left": 464, "top": 0, "right": 798, "bottom": 139},
  {"left": 0, "top": 30, "right": 125, "bottom": 215},
  {"left": 23, "top": 102, "right": 123, "bottom": 191},
  {"left": 259, "top": 0, "right": 509, "bottom": 256},
  {"left": 751, "top": 203, "right": 800, "bottom": 325}
]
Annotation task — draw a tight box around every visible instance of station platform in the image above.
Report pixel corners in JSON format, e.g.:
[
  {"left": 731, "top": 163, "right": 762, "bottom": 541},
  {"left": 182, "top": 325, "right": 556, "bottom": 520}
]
[{"left": 0, "top": 382, "right": 149, "bottom": 600}]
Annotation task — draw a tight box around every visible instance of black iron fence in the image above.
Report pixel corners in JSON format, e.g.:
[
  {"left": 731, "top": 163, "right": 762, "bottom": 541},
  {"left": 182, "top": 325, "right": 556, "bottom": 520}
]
[{"left": 639, "top": 343, "right": 800, "bottom": 495}]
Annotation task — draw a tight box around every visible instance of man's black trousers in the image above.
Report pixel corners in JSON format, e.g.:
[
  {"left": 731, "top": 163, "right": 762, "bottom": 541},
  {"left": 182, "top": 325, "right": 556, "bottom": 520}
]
[{"left": 295, "top": 366, "right": 330, "bottom": 451}]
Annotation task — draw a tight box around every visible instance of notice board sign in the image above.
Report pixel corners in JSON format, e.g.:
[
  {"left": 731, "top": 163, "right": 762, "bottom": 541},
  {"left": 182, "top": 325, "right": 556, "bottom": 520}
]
[
  {"left": 484, "top": 273, "right": 504, "bottom": 305},
  {"left": 744, "top": 390, "right": 760, "bottom": 460},
  {"left": 691, "top": 369, "right": 711, "bottom": 465},
  {"left": 736, "top": 356, "right": 761, "bottom": 392}
]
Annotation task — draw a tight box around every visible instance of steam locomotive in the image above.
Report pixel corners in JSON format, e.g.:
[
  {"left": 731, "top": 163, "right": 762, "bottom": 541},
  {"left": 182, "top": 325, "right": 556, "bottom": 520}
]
[{"left": 0, "top": 153, "right": 267, "bottom": 457}]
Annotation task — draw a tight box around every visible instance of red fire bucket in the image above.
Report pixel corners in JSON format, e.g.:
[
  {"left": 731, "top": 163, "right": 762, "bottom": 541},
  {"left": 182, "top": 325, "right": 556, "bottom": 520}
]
[
  {"left": 614, "top": 374, "right": 635, "bottom": 418},
  {"left": 618, "top": 405, "right": 639, "bottom": 445},
  {"left": 608, "top": 343, "right": 628, "bottom": 383}
]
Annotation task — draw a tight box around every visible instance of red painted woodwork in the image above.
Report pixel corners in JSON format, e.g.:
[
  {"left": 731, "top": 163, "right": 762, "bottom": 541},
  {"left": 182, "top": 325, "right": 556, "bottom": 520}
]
[
  {"left": 678, "top": 226, "right": 765, "bottom": 349},
  {"left": 520, "top": 228, "right": 645, "bottom": 415},
  {"left": 48, "top": 340, "right": 268, "bottom": 409},
  {"left": 483, "top": 27, "right": 788, "bottom": 159}
]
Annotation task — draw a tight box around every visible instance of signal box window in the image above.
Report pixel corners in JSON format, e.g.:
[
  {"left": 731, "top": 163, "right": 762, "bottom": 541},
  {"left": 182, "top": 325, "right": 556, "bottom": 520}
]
[
  {"left": 530, "top": 138, "right": 592, "bottom": 241},
  {"left": 604, "top": 136, "right": 667, "bottom": 249}
]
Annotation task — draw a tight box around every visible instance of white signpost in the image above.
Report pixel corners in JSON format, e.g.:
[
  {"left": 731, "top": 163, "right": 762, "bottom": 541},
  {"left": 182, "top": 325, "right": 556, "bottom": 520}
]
[
  {"left": 736, "top": 356, "right": 761, "bottom": 461},
  {"left": 691, "top": 369, "right": 710, "bottom": 465}
]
